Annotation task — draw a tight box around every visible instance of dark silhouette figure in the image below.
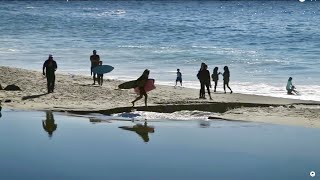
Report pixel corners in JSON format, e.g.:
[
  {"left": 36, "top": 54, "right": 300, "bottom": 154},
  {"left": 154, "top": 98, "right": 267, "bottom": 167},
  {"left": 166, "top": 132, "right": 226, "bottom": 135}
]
[
  {"left": 97, "top": 61, "right": 104, "bottom": 86},
  {"left": 175, "top": 69, "right": 182, "bottom": 87},
  {"left": 132, "top": 69, "right": 149, "bottom": 107},
  {"left": 43, "top": 54, "right": 57, "bottom": 93},
  {"left": 197, "top": 63, "right": 206, "bottom": 98},
  {"left": 223, "top": 66, "right": 233, "bottom": 94},
  {"left": 119, "top": 122, "right": 155, "bottom": 142},
  {"left": 42, "top": 111, "right": 57, "bottom": 138},
  {"left": 286, "top": 77, "right": 298, "bottom": 95},
  {"left": 90, "top": 50, "right": 100, "bottom": 85},
  {"left": 211, "top": 67, "right": 221, "bottom": 93},
  {"left": 198, "top": 64, "right": 212, "bottom": 100}
]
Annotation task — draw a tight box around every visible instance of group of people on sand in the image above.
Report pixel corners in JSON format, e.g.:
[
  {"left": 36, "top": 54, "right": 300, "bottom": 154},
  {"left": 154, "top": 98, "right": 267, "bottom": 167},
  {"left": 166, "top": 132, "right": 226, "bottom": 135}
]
[
  {"left": 42, "top": 50, "right": 298, "bottom": 107},
  {"left": 197, "top": 63, "right": 233, "bottom": 100}
]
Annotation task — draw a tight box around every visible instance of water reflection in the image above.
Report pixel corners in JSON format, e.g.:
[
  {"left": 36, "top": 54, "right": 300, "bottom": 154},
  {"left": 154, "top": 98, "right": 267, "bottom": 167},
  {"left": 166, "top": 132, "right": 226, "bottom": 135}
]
[
  {"left": 0, "top": 101, "right": 2, "bottom": 118},
  {"left": 119, "top": 122, "right": 155, "bottom": 142},
  {"left": 42, "top": 111, "right": 57, "bottom": 138}
]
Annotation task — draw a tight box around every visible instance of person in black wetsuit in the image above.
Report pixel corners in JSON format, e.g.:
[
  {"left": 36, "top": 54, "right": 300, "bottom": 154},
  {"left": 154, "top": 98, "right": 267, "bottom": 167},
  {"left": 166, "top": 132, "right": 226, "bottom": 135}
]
[
  {"left": 199, "top": 64, "right": 212, "bottom": 100},
  {"left": 42, "top": 111, "right": 57, "bottom": 138},
  {"left": 43, "top": 54, "right": 57, "bottom": 93},
  {"left": 223, "top": 66, "right": 233, "bottom": 94},
  {"left": 211, "top": 67, "right": 221, "bottom": 93},
  {"left": 132, "top": 69, "right": 150, "bottom": 107}
]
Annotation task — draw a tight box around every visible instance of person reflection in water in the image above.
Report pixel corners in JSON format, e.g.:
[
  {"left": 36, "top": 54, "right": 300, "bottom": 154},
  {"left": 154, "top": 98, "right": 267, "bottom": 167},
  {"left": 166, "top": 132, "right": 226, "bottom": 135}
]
[
  {"left": 42, "top": 111, "right": 57, "bottom": 138},
  {"left": 119, "top": 122, "right": 155, "bottom": 142}
]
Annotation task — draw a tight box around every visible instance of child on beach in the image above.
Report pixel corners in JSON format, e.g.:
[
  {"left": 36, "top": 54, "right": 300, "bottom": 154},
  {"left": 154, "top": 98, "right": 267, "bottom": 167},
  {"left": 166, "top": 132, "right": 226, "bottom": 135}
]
[
  {"left": 175, "top": 69, "right": 182, "bottom": 87},
  {"left": 211, "top": 67, "right": 221, "bottom": 92},
  {"left": 132, "top": 69, "right": 150, "bottom": 107},
  {"left": 97, "top": 61, "right": 103, "bottom": 86},
  {"left": 223, "top": 66, "right": 233, "bottom": 94},
  {"left": 286, "top": 77, "right": 298, "bottom": 95}
]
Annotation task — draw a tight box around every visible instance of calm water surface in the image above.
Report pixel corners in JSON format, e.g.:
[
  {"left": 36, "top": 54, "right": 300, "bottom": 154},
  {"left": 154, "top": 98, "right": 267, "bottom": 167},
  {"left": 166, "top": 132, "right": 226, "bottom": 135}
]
[{"left": 0, "top": 109, "right": 319, "bottom": 179}]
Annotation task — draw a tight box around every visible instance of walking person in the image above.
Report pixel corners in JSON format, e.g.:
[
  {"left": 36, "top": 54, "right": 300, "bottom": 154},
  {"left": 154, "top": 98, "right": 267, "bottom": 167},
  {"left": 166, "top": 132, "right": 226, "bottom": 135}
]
[
  {"left": 90, "top": 50, "right": 100, "bottom": 85},
  {"left": 43, "top": 54, "right": 57, "bottom": 93},
  {"left": 175, "top": 69, "right": 182, "bottom": 87},
  {"left": 223, "top": 66, "right": 233, "bottom": 94},
  {"left": 198, "top": 64, "right": 212, "bottom": 100},
  {"left": 212, "top": 67, "right": 221, "bottom": 92},
  {"left": 132, "top": 69, "right": 150, "bottom": 107}
]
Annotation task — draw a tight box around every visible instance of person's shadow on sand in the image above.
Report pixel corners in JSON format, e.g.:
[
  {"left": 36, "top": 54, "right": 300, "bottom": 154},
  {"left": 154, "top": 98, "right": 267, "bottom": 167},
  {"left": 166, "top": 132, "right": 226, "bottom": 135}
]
[
  {"left": 119, "top": 122, "right": 155, "bottom": 142},
  {"left": 42, "top": 111, "right": 57, "bottom": 138},
  {"left": 22, "top": 93, "right": 47, "bottom": 100}
]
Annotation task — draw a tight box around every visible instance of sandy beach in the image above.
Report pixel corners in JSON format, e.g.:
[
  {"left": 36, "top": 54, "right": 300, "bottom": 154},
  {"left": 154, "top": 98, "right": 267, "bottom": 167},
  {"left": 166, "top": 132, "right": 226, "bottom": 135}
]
[{"left": 1, "top": 66, "right": 319, "bottom": 128}]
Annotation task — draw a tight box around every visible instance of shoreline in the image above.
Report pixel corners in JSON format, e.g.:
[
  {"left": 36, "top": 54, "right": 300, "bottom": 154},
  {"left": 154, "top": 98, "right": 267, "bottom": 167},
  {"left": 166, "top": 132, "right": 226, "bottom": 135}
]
[{"left": 1, "top": 66, "right": 320, "bottom": 128}]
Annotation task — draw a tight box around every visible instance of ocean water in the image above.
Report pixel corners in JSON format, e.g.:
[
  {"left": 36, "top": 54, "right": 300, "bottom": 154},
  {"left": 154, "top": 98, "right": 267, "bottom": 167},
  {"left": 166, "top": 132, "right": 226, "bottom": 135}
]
[
  {"left": 0, "top": 0, "right": 319, "bottom": 101},
  {"left": 0, "top": 109, "right": 320, "bottom": 179}
]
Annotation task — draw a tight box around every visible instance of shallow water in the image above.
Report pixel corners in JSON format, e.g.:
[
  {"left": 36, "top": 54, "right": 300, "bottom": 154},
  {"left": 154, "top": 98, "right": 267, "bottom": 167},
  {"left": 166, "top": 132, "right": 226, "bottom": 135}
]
[{"left": 0, "top": 109, "right": 319, "bottom": 179}]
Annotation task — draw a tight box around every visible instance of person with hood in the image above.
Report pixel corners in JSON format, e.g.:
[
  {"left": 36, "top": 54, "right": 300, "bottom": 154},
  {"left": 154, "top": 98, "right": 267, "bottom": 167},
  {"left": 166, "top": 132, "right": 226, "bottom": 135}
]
[{"left": 43, "top": 54, "right": 57, "bottom": 93}]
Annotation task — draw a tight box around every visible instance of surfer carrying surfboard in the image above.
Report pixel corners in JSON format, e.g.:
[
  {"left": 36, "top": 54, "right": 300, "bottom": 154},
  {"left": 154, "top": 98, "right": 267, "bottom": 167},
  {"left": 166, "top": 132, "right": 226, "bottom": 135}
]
[
  {"left": 90, "top": 50, "right": 100, "bottom": 85},
  {"left": 132, "top": 69, "right": 150, "bottom": 107}
]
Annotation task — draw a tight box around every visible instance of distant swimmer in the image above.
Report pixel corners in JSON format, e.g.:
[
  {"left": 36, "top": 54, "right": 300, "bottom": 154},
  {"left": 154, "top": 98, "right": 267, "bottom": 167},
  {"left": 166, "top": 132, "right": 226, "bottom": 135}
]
[
  {"left": 212, "top": 67, "right": 221, "bottom": 93},
  {"left": 198, "top": 64, "right": 212, "bottom": 100},
  {"left": 43, "top": 54, "right": 57, "bottom": 93},
  {"left": 286, "top": 77, "right": 298, "bottom": 95},
  {"left": 132, "top": 69, "right": 150, "bottom": 107},
  {"left": 175, "top": 69, "right": 182, "bottom": 87},
  {"left": 90, "top": 50, "right": 100, "bottom": 85},
  {"left": 223, "top": 66, "right": 233, "bottom": 94}
]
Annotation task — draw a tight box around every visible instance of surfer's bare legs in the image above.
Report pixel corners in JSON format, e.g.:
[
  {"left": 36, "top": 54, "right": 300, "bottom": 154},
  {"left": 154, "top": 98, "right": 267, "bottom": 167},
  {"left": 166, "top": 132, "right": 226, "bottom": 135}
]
[
  {"left": 93, "top": 73, "right": 97, "bottom": 85},
  {"left": 132, "top": 87, "right": 148, "bottom": 107}
]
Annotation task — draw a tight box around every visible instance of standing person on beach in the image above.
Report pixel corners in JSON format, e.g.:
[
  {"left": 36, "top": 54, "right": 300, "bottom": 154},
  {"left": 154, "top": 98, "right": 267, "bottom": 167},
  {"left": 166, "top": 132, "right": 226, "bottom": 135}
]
[
  {"left": 286, "top": 77, "right": 298, "bottom": 95},
  {"left": 223, "top": 66, "right": 233, "bottom": 94},
  {"left": 175, "top": 69, "right": 182, "bottom": 87},
  {"left": 97, "top": 61, "right": 103, "bottom": 86},
  {"left": 132, "top": 69, "right": 150, "bottom": 107},
  {"left": 197, "top": 63, "right": 206, "bottom": 98},
  {"left": 90, "top": 50, "right": 100, "bottom": 85},
  {"left": 43, "top": 54, "right": 57, "bottom": 93},
  {"left": 212, "top": 67, "right": 221, "bottom": 92},
  {"left": 198, "top": 64, "right": 212, "bottom": 100}
]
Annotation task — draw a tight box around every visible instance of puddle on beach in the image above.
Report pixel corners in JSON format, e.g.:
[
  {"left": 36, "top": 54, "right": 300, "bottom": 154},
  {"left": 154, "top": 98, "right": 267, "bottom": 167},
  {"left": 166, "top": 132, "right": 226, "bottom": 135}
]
[{"left": 0, "top": 109, "right": 319, "bottom": 180}]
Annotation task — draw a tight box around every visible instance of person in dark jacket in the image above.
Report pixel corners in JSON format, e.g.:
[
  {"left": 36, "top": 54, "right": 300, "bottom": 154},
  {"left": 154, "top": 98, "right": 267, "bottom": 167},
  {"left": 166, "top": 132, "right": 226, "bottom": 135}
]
[
  {"left": 198, "top": 64, "right": 212, "bottom": 100},
  {"left": 223, "top": 66, "right": 233, "bottom": 94},
  {"left": 132, "top": 69, "right": 150, "bottom": 107},
  {"left": 43, "top": 54, "right": 57, "bottom": 93}
]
